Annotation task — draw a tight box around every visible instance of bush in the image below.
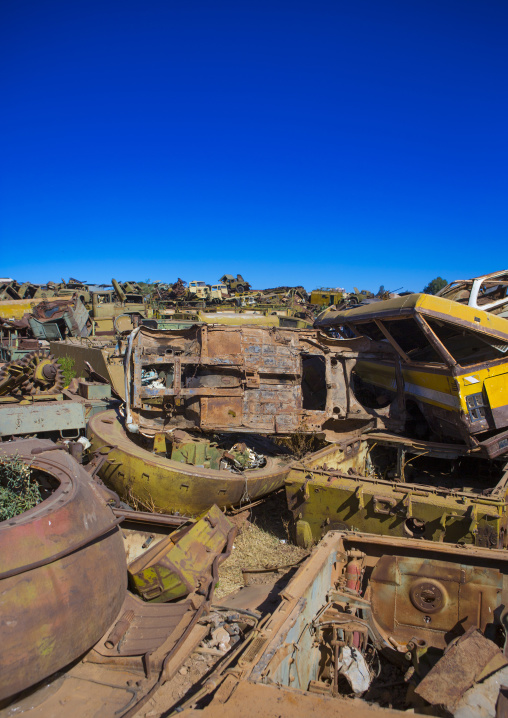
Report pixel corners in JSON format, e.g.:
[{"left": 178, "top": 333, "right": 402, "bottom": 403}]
[
  {"left": 57, "top": 356, "right": 76, "bottom": 386},
  {"left": 0, "top": 455, "right": 42, "bottom": 521},
  {"left": 423, "top": 277, "right": 448, "bottom": 295}
]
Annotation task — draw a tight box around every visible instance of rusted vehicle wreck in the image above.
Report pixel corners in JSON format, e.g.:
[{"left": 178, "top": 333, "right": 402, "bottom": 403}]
[
  {"left": 177, "top": 530, "right": 508, "bottom": 717},
  {"left": 122, "top": 324, "right": 386, "bottom": 435},
  {"left": 316, "top": 292, "right": 508, "bottom": 458},
  {"left": 88, "top": 324, "right": 394, "bottom": 515},
  {"left": 286, "top": 429, "right": 508, "bottom": 548},
  {"left": 0, "top": 439, "right": 235, "bottom": 716}
]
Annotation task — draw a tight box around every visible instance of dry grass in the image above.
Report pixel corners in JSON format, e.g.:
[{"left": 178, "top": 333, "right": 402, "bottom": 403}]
[
  {"left": 216, "top": 492, "right": 308, "bottom": 599},
  {"left": 126, "top": 487, "right": 167, "bottom": 514},
  {"left": 273, "top": 420, "right": 326, "bottom": 459}
]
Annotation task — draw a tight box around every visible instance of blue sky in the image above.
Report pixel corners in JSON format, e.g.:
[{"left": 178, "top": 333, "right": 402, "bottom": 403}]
[{"left": 1, "top": 1, "right": 506, "bottom": 292}]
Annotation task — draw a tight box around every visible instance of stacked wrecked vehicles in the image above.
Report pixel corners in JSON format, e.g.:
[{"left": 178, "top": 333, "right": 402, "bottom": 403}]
[
  {"left": 284, "top": 293, "right": 508, "bottom": 549},
  {"left": 175, "top": 530, "right": 508, "bottom": 717},
  {"left": 4, "top": 285, "right": 508, "bottom": 716},
  {"left": 315, "top": 292, "right": 508, "bottom": 458}
]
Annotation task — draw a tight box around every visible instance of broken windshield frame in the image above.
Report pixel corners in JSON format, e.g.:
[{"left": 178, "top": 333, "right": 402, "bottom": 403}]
[{"left": 347, "top": 314, "right": 508, "bottom": 369}]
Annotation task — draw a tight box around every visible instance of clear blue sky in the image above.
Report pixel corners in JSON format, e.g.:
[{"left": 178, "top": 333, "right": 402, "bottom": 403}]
[{"left": 1, "top": 1, "right": 506, "bottom": 292}]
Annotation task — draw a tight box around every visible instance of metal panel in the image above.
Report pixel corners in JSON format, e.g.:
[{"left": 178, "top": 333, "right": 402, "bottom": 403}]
[
  {"left": 29, "top": 316, "right": 62, "bottom": 340},
  {"left": 0, "top": 400, "right": 86, "bottom": 436}
]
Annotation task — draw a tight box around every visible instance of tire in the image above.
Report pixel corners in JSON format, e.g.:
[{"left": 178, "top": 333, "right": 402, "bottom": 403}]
[{"left": 236, "top": 284, "right": 245, "bottom": 293}]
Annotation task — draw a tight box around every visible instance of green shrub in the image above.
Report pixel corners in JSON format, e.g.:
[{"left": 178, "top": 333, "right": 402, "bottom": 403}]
[
  {"left": 0, "top": 455, "right": 42, "bottom": 521},
  {"left": 57, "top": 356, "right": 76, "bottom": 386}
]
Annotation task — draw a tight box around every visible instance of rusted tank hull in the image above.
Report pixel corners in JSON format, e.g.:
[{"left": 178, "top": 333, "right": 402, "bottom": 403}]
[
  {"left": 88, "top": 410, "right": 290, "bottom": 516},
  {"left": 0, "top": 440, "right": 127, "bottom": 702}
]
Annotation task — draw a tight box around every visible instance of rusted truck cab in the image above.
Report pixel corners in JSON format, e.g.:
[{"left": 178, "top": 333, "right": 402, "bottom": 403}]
[{"left": 315, "top": 293, "right": 508, "bottom": 458}]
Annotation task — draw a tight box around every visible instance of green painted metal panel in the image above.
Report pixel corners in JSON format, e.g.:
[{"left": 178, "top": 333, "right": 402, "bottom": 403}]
[{"left": 0, "top": 401, "right": 86, "bottom": 436}]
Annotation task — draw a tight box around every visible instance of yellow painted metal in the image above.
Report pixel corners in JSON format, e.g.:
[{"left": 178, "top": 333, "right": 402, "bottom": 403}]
[
  {"left": 286, "top": 440, "right": 508, "bottom": 548},
  {"left": 356, "top": 359, "right": 508, "bottom": 417},
  {"left": 325, "top": 293, "right": 508, "bottom": 449},
  {"left": 331, "top": 292, "right": 508, "bottom": 335},
  {"left": 0, "top": 298, "right": 38, "bottom": 320},
  {"left": 128, "top": 504, "right": 234, "bottom": 602},
  {"left": 153, "top": 433, "right": 167, "bottom": 454},
  {"left": 87, "top": 410, "right": 290, "bottom": 516},
  {"left": 484, "top": 372, "right": 508, "bottom": 412},
  {"left": 310, "top": 290, "right": 344, "bottom": 306},
  {"left": 174, "top": 310, "right": 280, "bottom": 326}
]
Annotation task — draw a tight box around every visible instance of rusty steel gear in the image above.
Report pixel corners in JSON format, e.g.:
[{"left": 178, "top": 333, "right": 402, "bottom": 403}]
[{"left": 0, "top": 351, "right": 65, "bottom": 396}]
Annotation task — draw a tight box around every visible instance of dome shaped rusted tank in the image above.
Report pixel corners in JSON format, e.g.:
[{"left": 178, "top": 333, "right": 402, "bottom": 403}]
[{"left": 0, "top": 440, "right": 127, "bottom": 702}]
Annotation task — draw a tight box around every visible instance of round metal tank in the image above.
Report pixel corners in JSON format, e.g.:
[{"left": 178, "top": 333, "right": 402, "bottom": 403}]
[{"left": 0, "top": 440, "right": 127, "bottom": 702}]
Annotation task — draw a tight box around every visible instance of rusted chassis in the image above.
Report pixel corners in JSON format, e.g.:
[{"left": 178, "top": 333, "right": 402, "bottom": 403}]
[
  {"left": 125, "top": 325, "right": 395, "bottom": 436},
  {"left": 0, "top": 440, "right": 127, "bottom": 702},
  {"left": 88, "top": 410, "right": 289, "bottom": 515}
]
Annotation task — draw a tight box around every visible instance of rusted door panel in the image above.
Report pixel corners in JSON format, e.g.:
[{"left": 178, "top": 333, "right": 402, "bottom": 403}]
[
  {"left": 207, "top": 328, "right": 242, "bottom": 361},
  {"left": 201, "top": 396, "right": 244, "bottom": 428},
  {"left": 369, "top": 555, "right": 504, "bottom": 650}
]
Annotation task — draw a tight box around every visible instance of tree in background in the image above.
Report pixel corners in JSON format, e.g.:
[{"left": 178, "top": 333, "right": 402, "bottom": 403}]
[{"left": 423, "top": 277, "right": 448, "bottom": 295}]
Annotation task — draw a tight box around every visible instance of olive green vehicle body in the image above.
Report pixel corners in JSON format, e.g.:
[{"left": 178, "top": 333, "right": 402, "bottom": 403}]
[
  {"left": 49, "top": 337, "right": 126, "bottom": 398},
  {"left": 127, "top": 504, "right": 234, "bottom": 602},
  {"left": 89, "top": 289, "right": 148, "bottom": 334},
  {"left": 163, "top": 308, "right": 311, "bottom": 328},
  {"left": 286, "top": 431, "right": 508, "bottom": 549},
  {"left": 219, "top": 273, "right": 251, "bottom": 294},
  {"left": 87, "top": 410, "right": 291, "bottom": 516},
  {"left": 310, "top": 289, "right": 345, "bottom": 307}
]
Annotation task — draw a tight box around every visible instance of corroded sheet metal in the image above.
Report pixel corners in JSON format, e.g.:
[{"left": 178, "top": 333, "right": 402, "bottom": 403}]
[
  {"left": 368, "top": 553, "right": 504, "bottom": 650},
  {"left": 128, "top": 504, "right": 235, "bottom": 601},
  {"left": 125, "top": 325, "right": 394, "bottom": 436},
  {"left": 1, "top": 497, "right": 235, "bottom": 717},
  {"left": 88, "top": 410, "right": 290, "bottom": 515},
  {"left": 415, "top": 627, "right": 507, "bottom": 710},
  {"left": 0, "top": 439, "right": 127, "bottom": 702},
  {"left": 218, "top": 532, "right": 508, "bottom": 707},
  {"left": 177, "top": 681, "right": 403, "bottom": 718},
  {"left": 0, "top": 400, "right": 86, "bottom": 437},
  {"left": 314, "top": 293, "right": 508, "bottom": 458},
  {"left": 286, "top": 433, "right": 508, "bottom": 548},
  {"left": 92, "top": 591, "right": 196, "bottom": 656},
  {"left": 176, "top": 532, "right": 508, "bottom": 717}
]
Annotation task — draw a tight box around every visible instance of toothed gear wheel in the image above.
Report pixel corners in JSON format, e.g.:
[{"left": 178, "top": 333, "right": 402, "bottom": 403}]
[
  {"left": 18, "top": 351, "right": 65, "bottom": 395},
  {"left": 0, "top": 357, "right": 25, "bottom": 386}
]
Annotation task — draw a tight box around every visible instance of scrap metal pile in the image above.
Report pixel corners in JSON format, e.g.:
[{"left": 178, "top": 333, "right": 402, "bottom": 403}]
[{"left": 1, "top": 268, "right": 508, "bottom": 717}]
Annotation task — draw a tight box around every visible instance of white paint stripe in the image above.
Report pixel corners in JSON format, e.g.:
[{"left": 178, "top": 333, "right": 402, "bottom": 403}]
[
  {"left": 362, "top": 369, "right": 461, "bottom": 409},
  {"left": 404, "top": 382, "right": 461, "bottom": 409}
]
